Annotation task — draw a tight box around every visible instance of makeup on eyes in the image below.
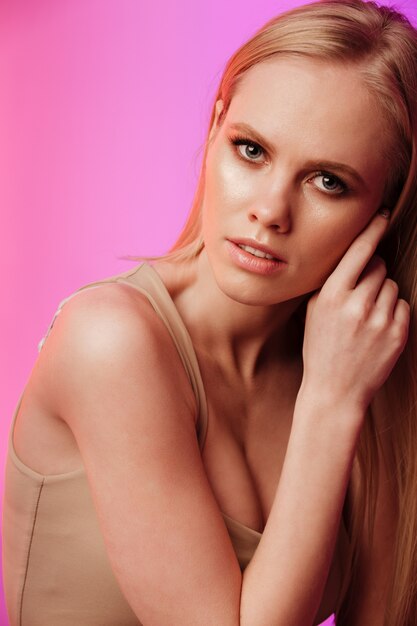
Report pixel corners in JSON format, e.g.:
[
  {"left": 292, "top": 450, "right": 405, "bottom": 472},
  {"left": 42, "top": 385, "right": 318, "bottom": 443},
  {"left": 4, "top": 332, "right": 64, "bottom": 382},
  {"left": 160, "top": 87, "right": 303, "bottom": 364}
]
[
  {"left": 227, "top": 132, "right": 350, "bottom": 196},
  {"left": 228, "top": 133, "right": 265, "bottom": 164},
  {"left": 306, "top": 172, "right": 348, "bottom": 195}
]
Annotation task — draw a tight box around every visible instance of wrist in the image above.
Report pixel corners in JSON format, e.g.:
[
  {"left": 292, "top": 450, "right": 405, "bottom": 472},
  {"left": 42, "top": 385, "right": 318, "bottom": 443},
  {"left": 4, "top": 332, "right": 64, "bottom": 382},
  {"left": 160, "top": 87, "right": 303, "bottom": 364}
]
[{"left": 294, "top": 382, "right": 366, "bottom": 440}]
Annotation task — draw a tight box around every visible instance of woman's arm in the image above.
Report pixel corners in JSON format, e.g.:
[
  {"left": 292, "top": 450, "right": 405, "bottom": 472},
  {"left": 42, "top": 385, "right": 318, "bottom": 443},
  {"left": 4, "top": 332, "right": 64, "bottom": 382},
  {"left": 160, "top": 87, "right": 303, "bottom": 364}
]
[
  {"left": 43, "top": 283, "right": 243, "bottom": 625},
  {"left": 51, "top": 286, "right": 358, "bottom": 626},
  {"left": 240, "top": 211, "right": 408, "bottom": 625},
  {"left": 41, "top": 213, "right": 407, "bottom": 626},
  {"left": 240, "top": 393, "right": 364, "bottom": 625}
]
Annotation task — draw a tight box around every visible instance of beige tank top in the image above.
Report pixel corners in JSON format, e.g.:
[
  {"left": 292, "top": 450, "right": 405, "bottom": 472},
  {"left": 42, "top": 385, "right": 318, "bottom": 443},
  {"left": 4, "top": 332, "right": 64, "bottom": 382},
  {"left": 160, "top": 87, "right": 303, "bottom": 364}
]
[{"left": 2, "top": 262, "right": 262, "bottom": 626}]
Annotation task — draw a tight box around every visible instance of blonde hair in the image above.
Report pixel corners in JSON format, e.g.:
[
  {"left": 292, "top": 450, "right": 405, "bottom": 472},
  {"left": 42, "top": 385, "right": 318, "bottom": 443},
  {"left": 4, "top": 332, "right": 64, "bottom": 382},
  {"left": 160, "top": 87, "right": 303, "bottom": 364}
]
[{"left": 124, "top": 1, "right": 417, "bottom": 623}]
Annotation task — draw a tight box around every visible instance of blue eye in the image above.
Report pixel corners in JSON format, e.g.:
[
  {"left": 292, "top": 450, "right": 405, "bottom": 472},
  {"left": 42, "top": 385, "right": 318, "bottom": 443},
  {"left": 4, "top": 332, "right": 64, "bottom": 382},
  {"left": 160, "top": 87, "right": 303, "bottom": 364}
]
[
  {"left": 310, "top": 172, "right": 348, "bottom": 195},
  {"left": 229, "top": 135, "right": 265, "bottom": 163},
  {"left": 228, "top": 133, "right": 349, "bottom": 196}
]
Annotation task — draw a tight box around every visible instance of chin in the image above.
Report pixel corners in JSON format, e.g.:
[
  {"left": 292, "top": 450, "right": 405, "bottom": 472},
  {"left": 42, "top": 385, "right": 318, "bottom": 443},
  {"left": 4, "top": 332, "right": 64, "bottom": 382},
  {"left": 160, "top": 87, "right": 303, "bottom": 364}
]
[{"left": 211, "top": 270, "right": 296, "bottom": 306}]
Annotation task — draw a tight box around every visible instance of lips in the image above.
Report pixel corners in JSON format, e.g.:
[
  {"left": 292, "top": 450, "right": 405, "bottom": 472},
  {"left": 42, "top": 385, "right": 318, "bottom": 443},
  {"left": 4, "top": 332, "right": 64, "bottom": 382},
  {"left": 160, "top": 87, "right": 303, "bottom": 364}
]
[
  {"left": 227, "top": 238, "right": 286, "bottom": 262},
  {"left": 238, "top": 244, "right": 275, "bottom": 260},
  {"left": 225, "top": 240, "right": 287, "bottom": 275}
]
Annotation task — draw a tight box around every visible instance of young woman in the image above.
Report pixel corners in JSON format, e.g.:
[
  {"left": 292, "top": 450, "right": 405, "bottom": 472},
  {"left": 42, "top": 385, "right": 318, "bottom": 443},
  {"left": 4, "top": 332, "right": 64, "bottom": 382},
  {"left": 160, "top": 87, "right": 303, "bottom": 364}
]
[{"left": 3, "top": 0, "right": 416, "bottom": 624}]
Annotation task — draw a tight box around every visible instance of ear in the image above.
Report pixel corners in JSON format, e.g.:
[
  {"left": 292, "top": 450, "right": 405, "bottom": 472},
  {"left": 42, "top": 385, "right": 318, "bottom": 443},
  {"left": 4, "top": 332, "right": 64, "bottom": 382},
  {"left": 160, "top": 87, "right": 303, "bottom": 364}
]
[{"left": 208, "top": 99, "right": 225, "bottom": 142}]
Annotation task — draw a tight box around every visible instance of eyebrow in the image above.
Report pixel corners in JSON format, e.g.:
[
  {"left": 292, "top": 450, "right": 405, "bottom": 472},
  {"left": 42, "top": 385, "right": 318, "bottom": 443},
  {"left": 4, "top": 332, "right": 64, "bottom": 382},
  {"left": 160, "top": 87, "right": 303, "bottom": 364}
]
[{"left": 228, "top": 121, "right": 368, "bottom": 190}]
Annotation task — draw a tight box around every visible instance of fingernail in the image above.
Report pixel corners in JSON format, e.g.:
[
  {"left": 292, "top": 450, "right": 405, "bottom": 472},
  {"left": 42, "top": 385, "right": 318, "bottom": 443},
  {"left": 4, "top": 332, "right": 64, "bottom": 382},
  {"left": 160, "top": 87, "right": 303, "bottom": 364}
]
[{"left": 378, "top": 208, "right": 391, "bottom": 220}]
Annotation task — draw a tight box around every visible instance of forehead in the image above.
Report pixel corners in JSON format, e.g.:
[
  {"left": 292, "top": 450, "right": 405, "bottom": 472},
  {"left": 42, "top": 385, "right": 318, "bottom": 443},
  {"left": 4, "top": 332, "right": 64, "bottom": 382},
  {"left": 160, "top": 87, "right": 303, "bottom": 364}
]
[{"left": 228, "top": 55, "right": 389, "bottom": 168}]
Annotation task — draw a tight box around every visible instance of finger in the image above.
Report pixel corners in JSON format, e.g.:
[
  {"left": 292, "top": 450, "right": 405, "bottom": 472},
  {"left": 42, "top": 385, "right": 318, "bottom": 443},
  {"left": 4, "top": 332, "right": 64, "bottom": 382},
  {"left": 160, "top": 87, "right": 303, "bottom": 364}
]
[
  {"left": 393, "top": 298, "right": 410, "bottom": 329},
  {"left": 374, "top": 278, "right": 399, "bottom": 318},
  {"left": 325, "top": 211, "right": 390, "bottom": 292},
  {"left": 392, "top": 299, "right": 411, "bottom": 353},
  {"left": 354, "top": 255, "right": 387, "bottom": 304}
]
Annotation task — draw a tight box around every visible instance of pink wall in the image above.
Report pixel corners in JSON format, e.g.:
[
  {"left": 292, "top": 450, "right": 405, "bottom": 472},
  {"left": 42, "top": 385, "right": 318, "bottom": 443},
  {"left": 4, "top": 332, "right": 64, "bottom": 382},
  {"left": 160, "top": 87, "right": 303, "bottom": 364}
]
[{"left": 1, "top": 0, "right": 416, "bottom": 624}]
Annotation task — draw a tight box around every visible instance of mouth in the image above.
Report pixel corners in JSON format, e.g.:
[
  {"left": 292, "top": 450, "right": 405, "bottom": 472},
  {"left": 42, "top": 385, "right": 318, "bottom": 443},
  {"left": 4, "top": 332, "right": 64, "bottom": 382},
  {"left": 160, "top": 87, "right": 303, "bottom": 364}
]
[
  {"left": 236, "top": 243, "right": 276, "bottom": 260},
  {"left": 225, "top": 239, "right": 287, "bottom": 275},
  {"left": 228, "top": 238, "right": 286, "bottom": 262}
]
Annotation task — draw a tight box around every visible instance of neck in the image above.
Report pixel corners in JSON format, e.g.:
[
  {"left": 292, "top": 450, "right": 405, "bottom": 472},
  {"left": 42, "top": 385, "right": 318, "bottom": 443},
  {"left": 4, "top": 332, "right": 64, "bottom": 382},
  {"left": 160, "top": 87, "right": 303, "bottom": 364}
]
[{"left": 154, "top": 250, "right": 308, "bottom": 384}]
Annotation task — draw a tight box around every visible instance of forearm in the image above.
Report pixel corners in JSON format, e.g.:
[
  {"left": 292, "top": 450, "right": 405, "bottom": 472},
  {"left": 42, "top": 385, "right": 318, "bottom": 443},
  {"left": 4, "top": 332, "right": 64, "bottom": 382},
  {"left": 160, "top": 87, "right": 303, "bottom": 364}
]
[{"left": 239, "top": 391, "right": 364, "bottom": 626}]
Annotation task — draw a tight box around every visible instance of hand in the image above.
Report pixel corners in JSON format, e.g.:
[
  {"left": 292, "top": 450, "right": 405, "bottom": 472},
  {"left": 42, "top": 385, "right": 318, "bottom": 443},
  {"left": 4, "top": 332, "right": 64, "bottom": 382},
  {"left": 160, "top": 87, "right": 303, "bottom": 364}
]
[{"left": 300, "top": 211, "right": 410, "bottom": 413}]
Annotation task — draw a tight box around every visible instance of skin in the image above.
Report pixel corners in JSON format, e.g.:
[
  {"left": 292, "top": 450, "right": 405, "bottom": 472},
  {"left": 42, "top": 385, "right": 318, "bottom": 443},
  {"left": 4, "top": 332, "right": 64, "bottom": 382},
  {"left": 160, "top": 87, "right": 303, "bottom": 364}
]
[
  {"left": 157, "top": 56, "right": 392, "bottom": 386},
  {"left": 12, "top": 55, "right": 409, "bottom": 625}
]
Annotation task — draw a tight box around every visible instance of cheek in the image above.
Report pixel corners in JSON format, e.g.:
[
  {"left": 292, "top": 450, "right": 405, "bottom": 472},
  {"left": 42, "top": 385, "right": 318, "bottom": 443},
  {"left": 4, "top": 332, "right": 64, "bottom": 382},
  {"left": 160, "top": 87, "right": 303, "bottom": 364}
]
[
  {"left": 304, "top": 214, "right": 373, "bottom": 285},
  {"left": 204, "top": 148, "right": 253, "bottom": 212}
]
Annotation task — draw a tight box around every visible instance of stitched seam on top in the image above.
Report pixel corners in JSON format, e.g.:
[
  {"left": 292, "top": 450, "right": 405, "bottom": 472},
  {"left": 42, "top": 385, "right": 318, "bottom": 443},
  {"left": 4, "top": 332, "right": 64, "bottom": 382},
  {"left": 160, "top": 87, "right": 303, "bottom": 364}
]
[{"left": 18, "top": 478, "right": 45, "bottom": 626}]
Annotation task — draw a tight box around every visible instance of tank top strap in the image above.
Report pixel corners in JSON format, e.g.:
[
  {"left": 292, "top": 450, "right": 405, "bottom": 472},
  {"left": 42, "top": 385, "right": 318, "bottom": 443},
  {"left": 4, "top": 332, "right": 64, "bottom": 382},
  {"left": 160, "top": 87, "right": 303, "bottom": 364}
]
[
  {"left": 36, "top": 264, "right": 145, "bottom": 353},
  {"left": 37, "top": 262, "right": 208, "bottom": 450}
]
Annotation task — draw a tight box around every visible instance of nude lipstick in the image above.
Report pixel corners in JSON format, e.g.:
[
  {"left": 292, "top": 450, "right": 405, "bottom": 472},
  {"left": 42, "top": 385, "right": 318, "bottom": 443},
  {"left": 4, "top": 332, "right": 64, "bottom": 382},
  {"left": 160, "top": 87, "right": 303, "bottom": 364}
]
[{"left": 225, "top": 238, "right": 288, "bottom": 275}]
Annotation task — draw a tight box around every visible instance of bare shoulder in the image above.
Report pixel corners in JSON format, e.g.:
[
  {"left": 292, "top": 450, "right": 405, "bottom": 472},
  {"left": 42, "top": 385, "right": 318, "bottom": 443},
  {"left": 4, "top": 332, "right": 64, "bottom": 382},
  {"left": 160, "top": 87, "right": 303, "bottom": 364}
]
[
  {"left": 30, "top": 281, "right": 241, "bottom": 624},
  {"left": 39, "top": 281, "right": 197, "bottom": 428}
]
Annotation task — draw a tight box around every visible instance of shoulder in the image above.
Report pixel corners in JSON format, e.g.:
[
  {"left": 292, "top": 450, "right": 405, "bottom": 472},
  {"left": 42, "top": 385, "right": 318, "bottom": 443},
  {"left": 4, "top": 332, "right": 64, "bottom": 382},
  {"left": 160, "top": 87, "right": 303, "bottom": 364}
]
[
  {"left": 37, "top": 281, "right": 197, "bottom": 426},
  {"left": 43, "top": 281, "right": 172, "bottom": 365},
  {"left": 29, "top": 289, "right": 241, "bottom": 626}
]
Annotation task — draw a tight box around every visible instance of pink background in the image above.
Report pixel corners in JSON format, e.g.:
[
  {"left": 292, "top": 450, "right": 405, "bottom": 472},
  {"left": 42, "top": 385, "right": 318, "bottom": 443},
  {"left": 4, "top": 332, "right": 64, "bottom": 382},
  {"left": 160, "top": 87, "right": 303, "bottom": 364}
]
[{"left": 1, "top": 1, "right": 416, "bottom": 624}]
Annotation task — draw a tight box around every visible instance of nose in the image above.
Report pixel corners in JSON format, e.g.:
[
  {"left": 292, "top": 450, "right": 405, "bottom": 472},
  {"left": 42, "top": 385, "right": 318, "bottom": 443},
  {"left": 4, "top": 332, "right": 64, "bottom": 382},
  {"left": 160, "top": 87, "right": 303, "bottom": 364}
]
[{"left": 247, "top": 176, "right": 292, "bottom": 233}]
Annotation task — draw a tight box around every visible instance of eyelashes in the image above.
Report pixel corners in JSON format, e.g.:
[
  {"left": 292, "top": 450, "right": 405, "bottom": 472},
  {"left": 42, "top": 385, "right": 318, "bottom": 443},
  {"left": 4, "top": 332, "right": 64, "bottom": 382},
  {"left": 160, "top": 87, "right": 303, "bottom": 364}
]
[
  {"left": 310, "top": 173, "right": 348, "bottom": 195},
  {"left": 228, "top": 133, "right": 350, "bottom": 196},
  {"left": 229, "top": 134, "right": 265, "bottom": 164}
]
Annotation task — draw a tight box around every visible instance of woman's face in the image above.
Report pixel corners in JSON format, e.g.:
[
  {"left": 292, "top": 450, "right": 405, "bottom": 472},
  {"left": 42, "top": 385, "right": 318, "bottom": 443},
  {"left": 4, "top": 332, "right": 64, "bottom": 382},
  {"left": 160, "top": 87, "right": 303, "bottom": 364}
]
[{"left": 201, "top": 55, "right": 391, "bottom": 306}]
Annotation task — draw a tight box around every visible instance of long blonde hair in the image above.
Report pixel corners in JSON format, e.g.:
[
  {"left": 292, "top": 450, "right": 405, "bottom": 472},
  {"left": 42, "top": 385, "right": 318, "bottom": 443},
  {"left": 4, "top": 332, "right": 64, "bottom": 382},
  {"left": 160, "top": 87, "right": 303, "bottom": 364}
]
[{"left": 125, "top": 1, "right": 417, "bottom": 623}]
